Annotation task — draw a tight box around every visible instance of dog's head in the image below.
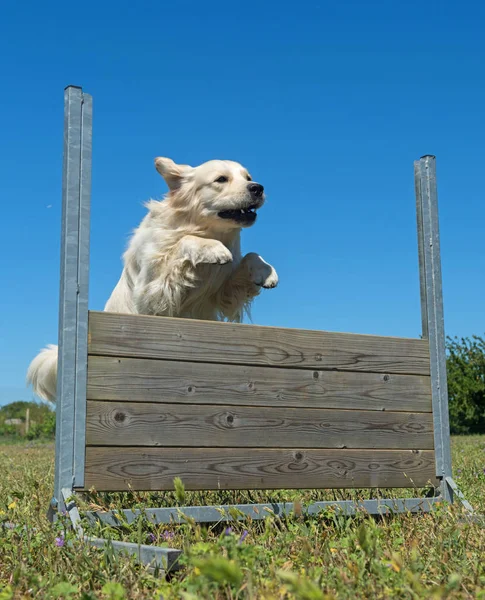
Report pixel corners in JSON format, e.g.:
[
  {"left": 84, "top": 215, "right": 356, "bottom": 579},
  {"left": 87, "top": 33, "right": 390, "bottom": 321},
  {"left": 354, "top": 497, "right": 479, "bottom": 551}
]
[{"left": 154, "top": 157, "right": 265, "bottom": 229}]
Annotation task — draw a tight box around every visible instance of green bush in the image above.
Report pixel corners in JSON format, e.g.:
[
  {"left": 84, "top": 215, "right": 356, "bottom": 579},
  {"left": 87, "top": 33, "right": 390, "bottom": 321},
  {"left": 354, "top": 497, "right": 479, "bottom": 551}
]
[
  {"left": 25, "top": 411, "right": 56, "bottom": 440},
  {"left": 0, "top": 401, "right": 56, "bottom": 440},
  {"left": 447, "top": 334, "right": 485, "bottom": 434},
  {"left": 0, "top": 423, "right": 18, "bottom": 438},
  {"left": 41, "top": 411, "right": 56, "bottom": 437}
]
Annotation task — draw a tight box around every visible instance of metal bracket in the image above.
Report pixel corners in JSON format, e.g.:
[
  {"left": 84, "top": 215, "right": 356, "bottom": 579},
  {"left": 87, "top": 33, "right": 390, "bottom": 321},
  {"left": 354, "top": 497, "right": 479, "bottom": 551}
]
[
  {"left": 444, "top": 477, "right": 482, "bottom": 524},
  {"left": 61, "top": 488, "right": 182, "bottom": 573},
  {"left": 46, "top": 497, "right": 58, "bottom": 523}
]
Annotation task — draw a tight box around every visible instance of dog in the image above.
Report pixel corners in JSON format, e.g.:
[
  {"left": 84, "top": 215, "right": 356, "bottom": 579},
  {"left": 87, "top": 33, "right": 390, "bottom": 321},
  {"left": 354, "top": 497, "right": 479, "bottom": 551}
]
[{"left": 27, "top": 157, "right": 278, "bottom": 402}]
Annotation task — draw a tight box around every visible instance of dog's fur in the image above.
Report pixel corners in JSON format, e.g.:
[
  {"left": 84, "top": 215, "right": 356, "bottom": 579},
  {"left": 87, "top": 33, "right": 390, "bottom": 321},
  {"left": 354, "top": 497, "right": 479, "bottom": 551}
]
[{"left": 27, "top": 157, "right": 278, "bottom": 402}]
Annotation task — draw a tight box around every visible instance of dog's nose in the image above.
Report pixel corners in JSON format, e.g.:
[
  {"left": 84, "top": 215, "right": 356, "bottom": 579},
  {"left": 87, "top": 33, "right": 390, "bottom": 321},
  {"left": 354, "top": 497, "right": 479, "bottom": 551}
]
[{"left": 248, "top": 183, "right": 264, "bottom": 197}]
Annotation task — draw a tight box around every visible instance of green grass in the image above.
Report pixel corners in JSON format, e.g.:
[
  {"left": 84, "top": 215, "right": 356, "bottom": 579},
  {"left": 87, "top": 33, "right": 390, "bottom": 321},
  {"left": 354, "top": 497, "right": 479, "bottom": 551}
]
[{"left": 1, "top": 437, "right": 484, "bottom": 599}]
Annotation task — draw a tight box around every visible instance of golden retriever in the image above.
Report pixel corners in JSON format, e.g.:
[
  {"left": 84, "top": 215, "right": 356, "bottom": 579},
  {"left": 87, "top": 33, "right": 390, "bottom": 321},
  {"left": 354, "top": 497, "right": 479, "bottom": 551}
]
[{"left": 27, "top": 157, "right": 278, "bottom": 402}]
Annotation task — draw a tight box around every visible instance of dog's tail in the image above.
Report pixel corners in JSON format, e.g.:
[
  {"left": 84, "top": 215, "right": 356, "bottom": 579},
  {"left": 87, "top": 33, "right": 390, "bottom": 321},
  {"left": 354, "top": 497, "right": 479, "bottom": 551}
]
[{"left": 26, "top": 344, "right": 58, "bottom": 403}]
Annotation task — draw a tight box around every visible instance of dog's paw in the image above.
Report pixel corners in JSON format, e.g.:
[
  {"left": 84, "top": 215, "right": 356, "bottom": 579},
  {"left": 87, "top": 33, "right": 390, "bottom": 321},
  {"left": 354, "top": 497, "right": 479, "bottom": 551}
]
[
  {"left": 243, "top": 253, "right": 279, "bottom": 289},
  {"left": 182, "top": 237, "right": 233, "bottom": 266},
  {"left": 202, "top": 241, "right": 233, "bottom": 265},
  {"left": 260, "top": 266, "right": 279, "bottom": 288}
]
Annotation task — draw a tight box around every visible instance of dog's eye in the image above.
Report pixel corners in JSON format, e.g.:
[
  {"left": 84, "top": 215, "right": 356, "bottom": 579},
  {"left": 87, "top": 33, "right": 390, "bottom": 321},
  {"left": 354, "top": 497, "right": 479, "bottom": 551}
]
[
  {"left": 246, "top": 175, "right": 252, "bottom": 181},
  {"left": 215, "top": 176, "right": 228, "bottom": 183}
]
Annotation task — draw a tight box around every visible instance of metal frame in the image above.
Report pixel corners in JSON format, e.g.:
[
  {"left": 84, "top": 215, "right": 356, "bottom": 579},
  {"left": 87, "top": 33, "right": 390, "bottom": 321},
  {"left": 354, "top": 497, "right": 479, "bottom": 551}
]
[
  {"left": 84, "top": 497, "right": 442, "bottom": 527},
  {"left": 52, "top": 87, "right": 475, "bottom": 571},
  {"left": 53, "top": 85, "right": 91, "bottom": 515},
  {"left": 414, "top": 155, "right": 455, "bottom": 504}
]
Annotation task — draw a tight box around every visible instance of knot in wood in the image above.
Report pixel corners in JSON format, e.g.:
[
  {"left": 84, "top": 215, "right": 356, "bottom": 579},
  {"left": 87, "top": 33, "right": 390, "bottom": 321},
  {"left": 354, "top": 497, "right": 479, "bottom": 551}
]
[
  {"left": 227, "top": 414, "right": 234, "bottom": 425},
  {"left": 187, "top": 386, "right": 195, "bottom": 394},
  {"left": 314, "top": 353, "right": 323, "bottom": 362},
  {"left": 114, "top": 412, "right": 126, "bottom": 423},
  {"left": 294, "top": 452, "right": 303, "bottom": 461},
  {"left": 383, "top": 374, "right": 390, "bottom": 382},
  {"left": 313, "top": 371, "right": 319, "bottom": 380}
]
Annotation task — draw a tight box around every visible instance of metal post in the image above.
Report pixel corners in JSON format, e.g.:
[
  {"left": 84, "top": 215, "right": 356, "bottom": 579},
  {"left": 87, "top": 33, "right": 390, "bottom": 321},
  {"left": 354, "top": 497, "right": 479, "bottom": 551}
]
[
  {"left": 74, "top": 92, "right": 92, "bottom": 488},
  {"left": 54, "top": 86, "right": 92, "bottom": 514},
  {"left": 414, "top": 155, "right": 453, "bottom": 502}
]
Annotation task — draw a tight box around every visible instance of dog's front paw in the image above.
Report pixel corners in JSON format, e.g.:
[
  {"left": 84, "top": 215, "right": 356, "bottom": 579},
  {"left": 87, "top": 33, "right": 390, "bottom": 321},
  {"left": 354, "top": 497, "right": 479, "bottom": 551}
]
[
  {"left": 181, "top": 237, "right": 233, "bottom": 266},
  {"left": 243, "top": 253, "right": 279, "bottom": 289},
  {"left": 260, "top": 266, "right": 279, "bottom": 288},
  {"left": 201, "top": 240, "right": 233, "bottom": 265}
]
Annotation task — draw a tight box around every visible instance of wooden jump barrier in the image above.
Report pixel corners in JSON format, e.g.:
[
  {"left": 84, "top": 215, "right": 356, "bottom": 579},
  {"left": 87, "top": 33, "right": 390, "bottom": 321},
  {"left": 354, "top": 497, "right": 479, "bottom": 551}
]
[{"left": 51, "top": 86, "right": 474, "bottom": 572}]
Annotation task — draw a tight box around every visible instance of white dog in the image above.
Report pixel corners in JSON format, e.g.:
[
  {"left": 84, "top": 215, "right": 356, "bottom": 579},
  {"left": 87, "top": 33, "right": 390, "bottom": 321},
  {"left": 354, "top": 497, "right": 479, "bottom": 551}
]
[{"left": 27, "top": 157, "right": 278, "bottom": 402}]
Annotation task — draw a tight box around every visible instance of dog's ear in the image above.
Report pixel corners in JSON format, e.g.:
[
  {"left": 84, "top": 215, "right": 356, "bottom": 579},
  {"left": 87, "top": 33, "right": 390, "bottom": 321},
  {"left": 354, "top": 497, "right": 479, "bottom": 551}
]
[{"left": 154, "top": 157, "right": 193, "bottom": 190}]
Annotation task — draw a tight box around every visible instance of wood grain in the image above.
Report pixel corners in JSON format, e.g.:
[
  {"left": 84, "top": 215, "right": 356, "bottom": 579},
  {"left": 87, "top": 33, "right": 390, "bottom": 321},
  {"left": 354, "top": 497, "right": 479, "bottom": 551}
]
[
  {"left": 82, "top": 447, "right": 437, "bottom": 491},
  {"left": 88, "top": 311, "right": 431, "bottom": 375},
  {"left": 86, "top": 401, "right": 434, "bottom": 450},
  {"left": 87, "top": 356, "right": 432, "bottom": 412}
]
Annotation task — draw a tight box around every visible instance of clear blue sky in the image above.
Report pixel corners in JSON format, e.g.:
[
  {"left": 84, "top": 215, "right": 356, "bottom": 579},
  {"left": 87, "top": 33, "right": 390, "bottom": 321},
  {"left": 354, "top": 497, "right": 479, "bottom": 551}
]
[{"left": 1, "top": 1, "right": 484, "bottom": 406}]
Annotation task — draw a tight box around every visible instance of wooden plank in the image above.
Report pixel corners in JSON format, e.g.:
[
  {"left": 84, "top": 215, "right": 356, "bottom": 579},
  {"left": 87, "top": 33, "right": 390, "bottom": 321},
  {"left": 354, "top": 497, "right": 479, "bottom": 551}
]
[
  {"left": 86, "top": 401, "right": 435, "bottom": 449},
  {"left": 88, "top": 311, "right": 431, "bottom": 375},
  {"left": 87, "top": 356, "right": 432, "bottom": 412},
  {"left": 82, "top": 447, "right": 437, "bottom": 491}
]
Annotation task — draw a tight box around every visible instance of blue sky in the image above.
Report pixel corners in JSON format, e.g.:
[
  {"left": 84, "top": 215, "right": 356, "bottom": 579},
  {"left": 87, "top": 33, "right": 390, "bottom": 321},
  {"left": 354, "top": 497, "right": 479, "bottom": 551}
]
[{"left": 1, "top": 1, "right": 484, "bottom": 406}]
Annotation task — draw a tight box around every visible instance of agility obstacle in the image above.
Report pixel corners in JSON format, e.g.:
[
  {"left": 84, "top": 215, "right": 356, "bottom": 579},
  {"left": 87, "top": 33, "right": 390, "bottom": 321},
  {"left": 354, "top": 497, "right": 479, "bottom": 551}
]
[{"left": 50, "top": 85, "right": 474, "bottom": 572}]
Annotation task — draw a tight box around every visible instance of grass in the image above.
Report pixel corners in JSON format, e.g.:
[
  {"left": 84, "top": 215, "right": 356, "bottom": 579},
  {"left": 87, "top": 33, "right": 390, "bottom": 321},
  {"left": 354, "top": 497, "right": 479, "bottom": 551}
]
[{"left": 1, "top": 436, "right": 484, "bottom": 599}]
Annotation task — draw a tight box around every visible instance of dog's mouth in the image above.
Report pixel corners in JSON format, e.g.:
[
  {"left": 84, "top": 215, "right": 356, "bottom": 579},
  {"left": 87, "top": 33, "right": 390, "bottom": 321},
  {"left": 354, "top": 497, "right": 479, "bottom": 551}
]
[{"left": 217, "top": 204, "right": 258, "bottom": 224}]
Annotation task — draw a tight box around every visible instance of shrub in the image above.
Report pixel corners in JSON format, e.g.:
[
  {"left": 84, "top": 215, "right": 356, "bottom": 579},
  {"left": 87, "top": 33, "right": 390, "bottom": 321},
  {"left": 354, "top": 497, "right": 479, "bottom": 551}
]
[
  {"left": 0, "top": 401, "right": 55, "bottom": 440},
  {"left": 447, "top": 335, "right": 485, "bottom": 434}
]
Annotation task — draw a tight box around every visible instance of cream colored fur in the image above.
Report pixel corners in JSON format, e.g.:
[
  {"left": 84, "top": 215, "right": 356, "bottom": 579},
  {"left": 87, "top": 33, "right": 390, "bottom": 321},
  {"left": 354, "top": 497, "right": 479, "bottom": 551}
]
[{"left": 27, "top": 157, "right": 278, "bottom": 402}]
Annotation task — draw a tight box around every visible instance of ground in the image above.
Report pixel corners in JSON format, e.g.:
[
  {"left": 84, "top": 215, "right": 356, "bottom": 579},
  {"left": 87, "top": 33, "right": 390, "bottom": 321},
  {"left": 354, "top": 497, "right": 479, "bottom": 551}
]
[{"left": 0, "top": 436, "right": 484, "bottom": 599}]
